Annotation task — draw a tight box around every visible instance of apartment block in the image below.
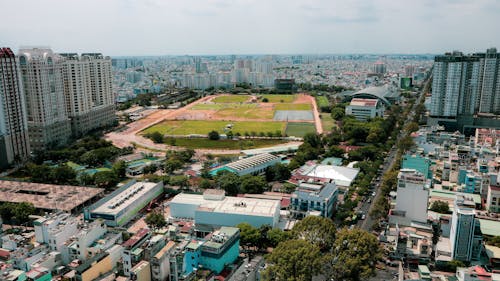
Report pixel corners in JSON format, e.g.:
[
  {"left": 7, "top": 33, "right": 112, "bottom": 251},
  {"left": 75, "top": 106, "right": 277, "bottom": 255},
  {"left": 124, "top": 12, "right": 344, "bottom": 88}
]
[{"left": 0, "top": 47, "right": 30, "bottom": 169}]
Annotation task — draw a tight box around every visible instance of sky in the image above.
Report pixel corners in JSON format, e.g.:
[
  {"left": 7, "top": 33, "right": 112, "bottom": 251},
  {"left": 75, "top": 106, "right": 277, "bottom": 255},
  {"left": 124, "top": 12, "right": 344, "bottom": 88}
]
[{"left": 2, "top": 0, "right": 500, "bottom": 56}]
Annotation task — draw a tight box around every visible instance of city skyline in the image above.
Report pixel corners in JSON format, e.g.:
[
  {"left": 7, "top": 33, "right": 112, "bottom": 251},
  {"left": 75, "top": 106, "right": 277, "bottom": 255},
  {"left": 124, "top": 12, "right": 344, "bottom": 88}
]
[{"left": 2, "top": 0, "right": 500, "bottom": 56}]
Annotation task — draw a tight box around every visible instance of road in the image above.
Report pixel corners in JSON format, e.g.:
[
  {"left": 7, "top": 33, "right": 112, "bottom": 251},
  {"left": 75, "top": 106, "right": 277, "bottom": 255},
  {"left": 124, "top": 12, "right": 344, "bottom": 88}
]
[{"left": 358, "top": 79, "right": 430, "bottom": 231}]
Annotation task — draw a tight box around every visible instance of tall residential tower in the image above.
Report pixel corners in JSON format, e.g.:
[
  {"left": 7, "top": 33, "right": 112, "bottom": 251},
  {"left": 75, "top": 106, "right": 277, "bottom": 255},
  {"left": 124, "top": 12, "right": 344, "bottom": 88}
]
[
  {"left": 0, "top": 47, "right": 30, "bottom": 169},
  {"left": 59, "top": 53, "right": 115, "bottom": 137},
  {"left": 430, "top": 48, "right": 500, "bottom": 131},
  {"left": 18, "top": 48, "right": 71, "bottom": 151}
]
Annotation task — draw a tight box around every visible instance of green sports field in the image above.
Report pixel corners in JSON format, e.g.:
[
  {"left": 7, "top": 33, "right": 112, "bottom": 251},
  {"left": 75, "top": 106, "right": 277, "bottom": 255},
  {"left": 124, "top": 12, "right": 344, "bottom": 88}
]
[
  {"left": 260, "top": 94, "right": 296, "bottom": 103},
  {"left": 285, "top": 122, "right": 317, "bottom": 137},
  {"left": 143, "top": 120, "right": 286, "bottom": 136},
  {"left": 316, "top": 96, "right": 330, "bottom": 108},
  {"left": 274, "top": 103, "right": 312, "bottom": 111},
  {"left": 164, "top": 138, "right": 286, "bottom": 149},
  {"left": 212, "top": 95, "right": 250, "bottom": 103}
]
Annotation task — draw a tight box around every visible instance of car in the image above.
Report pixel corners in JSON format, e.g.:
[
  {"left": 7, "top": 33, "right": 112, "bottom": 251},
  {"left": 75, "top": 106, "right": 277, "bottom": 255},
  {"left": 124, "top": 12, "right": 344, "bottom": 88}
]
[{"left": 361, "top": 214, "right": 366, "bottom": 220}]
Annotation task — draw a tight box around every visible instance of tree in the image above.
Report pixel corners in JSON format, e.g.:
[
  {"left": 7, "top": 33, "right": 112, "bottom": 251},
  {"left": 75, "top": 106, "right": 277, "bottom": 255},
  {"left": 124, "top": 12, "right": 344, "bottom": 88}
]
[
  {"left": 404, "top": 122, "right": 419, "bottom": 133},
  {"left": 199, "top": 179, "right": 213, "bottom": 189},
  {"left": 27, "top": 163, "right": 52, "bottom": 183},
  {"left": 292, "top": 216, "right": 336, "bottom": 252},
  {"left": 208, "top": 130, "right": 220, "bottom": 140},
  {"left": 226, "top": 131, "right": 234, "bottom": 139},
  {"left": 240, "top": 175, "right": 267, "bottom": 194},
  {"left": 147, "top": 131, "right": 164, "bottom": 144},
  {"left": 398, "top": 135, "right": 414, "bottom": 152},
  {"left": 267, "top": 228, "right": 291, "bottom": 248},
  {"left": 326, "top": 145, "right": 345, "bottom": 158},
  {"left": 112, "top": 160, "right": 127, "bottom": 178},
  {"left": 331, "top": 107, "right": 345, "bottom": 121},
  {"left": 50, "top": 165, "right": 77, "bottom": 184},
  {"left": 164, "top": 159, "right": 183, "bottom": 174},
  {"left": 237, "top": 222, "right": 261, "bottom": 249},
  {"left": 262, "top": 239, "right": 322, "bottom": 281},
  {"left": 0, "top": 202, "right": 36, "bottom": 225},
  {"left": 94, "top": 171, "right": 119, "bottom": 190},
  {"left": 430, "top": 200, "right": 450, "bottom": 214},
  {"left": 323, "top": 228, "right": 382, "bottom": 281},
  {"left": 143, "top": 164, "right": 158, "bottom": 174},
  {"left": 168, "top": 175, "right": 189, "bottom": 187},
  {"left": 145, "top": 212, "right": 166, "bottom": 229},
  {"left": 266, "top": 163, "right": 291, "bottom": 182},
  {"left": 215, "top": 171, "right": 241, "bottom": 196},
  {"left": 262, "top": 97, "right": 269, "bottom": 102}
]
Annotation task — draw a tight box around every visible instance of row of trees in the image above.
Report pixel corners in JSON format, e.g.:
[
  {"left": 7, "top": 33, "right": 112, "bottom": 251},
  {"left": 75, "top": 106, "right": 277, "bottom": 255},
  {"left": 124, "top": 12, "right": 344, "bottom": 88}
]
[
  {"left": 32, "top": 135, "right": 132, "bottom": 166},
  {"left": 25, "top": 160, "right": 128, "bottom": 190}
]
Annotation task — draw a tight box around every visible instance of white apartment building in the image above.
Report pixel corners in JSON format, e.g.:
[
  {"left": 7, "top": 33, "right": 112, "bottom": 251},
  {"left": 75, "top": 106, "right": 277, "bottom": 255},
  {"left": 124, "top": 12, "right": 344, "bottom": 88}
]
[
  {"left": 59, "top": 53, "right": 115, "bottom": 136},
  {"left": 345, "top": 98, "right": 384, "bottom": 121},
  {"left": 394, "top": 169, "right": 429, "bottom": 223},
  {"left": 17, "top": 48, "right": 71, "bottom": 151},
  {"left": 0, "top": 47, "right": 30, "bottom": 169},
  {"left": 34, "top": 213, "right": 78, "bottom": 252}
]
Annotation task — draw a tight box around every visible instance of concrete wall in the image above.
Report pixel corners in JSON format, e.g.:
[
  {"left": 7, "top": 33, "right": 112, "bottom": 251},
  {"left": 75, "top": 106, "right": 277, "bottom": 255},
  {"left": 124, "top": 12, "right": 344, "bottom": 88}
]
[{"left": 195, "top": 211, "right": 277, "bottom": 228}]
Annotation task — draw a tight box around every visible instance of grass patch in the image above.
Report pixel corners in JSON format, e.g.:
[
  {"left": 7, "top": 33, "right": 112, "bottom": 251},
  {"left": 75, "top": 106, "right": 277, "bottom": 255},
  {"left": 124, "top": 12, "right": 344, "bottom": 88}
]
[
  {"left": 316, "top": 96, "right": 330, "bottom": 108},
  {"left": 215, "top": 105, "right": 274, "bottom": 119},
  {"left": 191, "top": 103, "right": 227, "bottom": 110},
  {"left": 285, "top": 122, "right": 316, "bottom": 137},
  {"left": 165, "top": 138, "right": 287, "bottom": 149},
  {"left": 274, "top": 103, "right": 312, "bottom": 111},
  {"left": 260, "top": 94, "right": 296, "bottom": 103},
  {"left": 143, "top": 120, "right": 286, "bottom": 136},
  {"left": 320, "top": 113, "right": 336, "bottom": 132},
  {"left": 212, "top": 95, "right": 250, "bottom": 103}
]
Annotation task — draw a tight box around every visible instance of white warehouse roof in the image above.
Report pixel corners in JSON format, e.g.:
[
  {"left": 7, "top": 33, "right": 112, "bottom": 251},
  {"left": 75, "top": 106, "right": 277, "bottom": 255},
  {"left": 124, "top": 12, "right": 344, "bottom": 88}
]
[{"left": 171, "top": 193, "right": 280, "bottom": 218}]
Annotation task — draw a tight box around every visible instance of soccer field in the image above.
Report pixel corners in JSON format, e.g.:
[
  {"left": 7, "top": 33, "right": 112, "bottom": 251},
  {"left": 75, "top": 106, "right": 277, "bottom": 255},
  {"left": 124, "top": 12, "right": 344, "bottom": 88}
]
[
  {"left": 260, "top": 94, "right": 296, "bottom": 103},
  {"left": 285, "top": 122, "right": 317, "bottom": 137},
  {"left": 211, "top": 95, "right": 250, "bottom": 103},
  {"left": 143, "top": 120, "right": 286, "bottom": 136}
]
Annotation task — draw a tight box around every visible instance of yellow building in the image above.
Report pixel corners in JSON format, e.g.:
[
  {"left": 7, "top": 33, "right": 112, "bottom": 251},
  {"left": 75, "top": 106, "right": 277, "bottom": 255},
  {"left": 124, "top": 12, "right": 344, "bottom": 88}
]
[
  {"left": 76, "top": 252, "right": 113, "bottom": 281},
  {"left": 131, "top": 260, "right": 151, "bottom": 281}
]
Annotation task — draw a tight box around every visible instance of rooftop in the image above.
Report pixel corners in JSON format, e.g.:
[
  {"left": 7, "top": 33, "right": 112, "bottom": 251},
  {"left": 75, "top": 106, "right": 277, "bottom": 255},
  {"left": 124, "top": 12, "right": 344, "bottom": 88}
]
[
  {"left": 225, "top": 153, "right": 280, "bottom": 172},
  {"left": 171, "top": 193, "right": 280, "bottom": 217},
  {"left": 91, "top": 181, "right": 160, "bottom": 216},
  {"left": 297, "top": 164, "right": 359, "bottom": 186},
  {"left": 349, "top": 98, "right": 379, "bottom": 107},
  {"left": 0, "top": 180, "right": 103, "bottom": 212}
]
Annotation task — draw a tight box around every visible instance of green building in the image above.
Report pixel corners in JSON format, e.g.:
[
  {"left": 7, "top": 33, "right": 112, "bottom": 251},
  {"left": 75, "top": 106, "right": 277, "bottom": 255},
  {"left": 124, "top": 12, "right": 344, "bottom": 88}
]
[{"left": 402, "top": 154, "right": 432, "bottom": 179}]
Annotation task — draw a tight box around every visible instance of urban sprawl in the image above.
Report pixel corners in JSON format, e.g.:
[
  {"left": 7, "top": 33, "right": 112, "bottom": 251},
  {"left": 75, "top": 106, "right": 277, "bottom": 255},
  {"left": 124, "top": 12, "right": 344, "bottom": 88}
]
[{"left": 1, "top": 47, "right": 500, "bottom": 281}]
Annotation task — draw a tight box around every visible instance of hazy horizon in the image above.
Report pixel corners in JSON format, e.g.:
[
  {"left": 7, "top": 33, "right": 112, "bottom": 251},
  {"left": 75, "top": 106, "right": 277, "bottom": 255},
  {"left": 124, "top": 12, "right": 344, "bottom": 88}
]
[{"left": 2, "top": 0, "right": 500, "bottom": 56}]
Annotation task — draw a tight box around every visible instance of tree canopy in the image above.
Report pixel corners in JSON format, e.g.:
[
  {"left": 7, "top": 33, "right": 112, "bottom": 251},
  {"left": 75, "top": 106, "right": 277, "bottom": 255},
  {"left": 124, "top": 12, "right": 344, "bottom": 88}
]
[
  {"left": 262, "top": 239, "right": 322, "bottom": 281},
  {"left": 323, "top": 228, "right": 382, "bottom": 281},
  {"left": 292, "top": 216, "right": 336, "bottom": 252}
]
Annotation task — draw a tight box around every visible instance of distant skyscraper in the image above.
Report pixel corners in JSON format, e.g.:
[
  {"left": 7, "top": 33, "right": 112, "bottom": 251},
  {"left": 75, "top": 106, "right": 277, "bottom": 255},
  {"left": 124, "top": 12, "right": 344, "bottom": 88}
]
[
  {"left": 405, "top": 65, "right": 415, "bottom": 77},
  {"left": 478, "top": 48, "right": 500, "bottom": 114},
  {"left": 59, "top": 53, "right": 115, "bottom": 137},
  {"left": 450, "top": 194, "right": 482, "bottom": 261},
  {"left": 18, "top": 48, "right": 71, "bottom": 151},
  {"left": 372, "top": 61, "right": 386, "bottom": 74},
  {"left": 0, "top": 47, "right": 30, "bottom": 169}
]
